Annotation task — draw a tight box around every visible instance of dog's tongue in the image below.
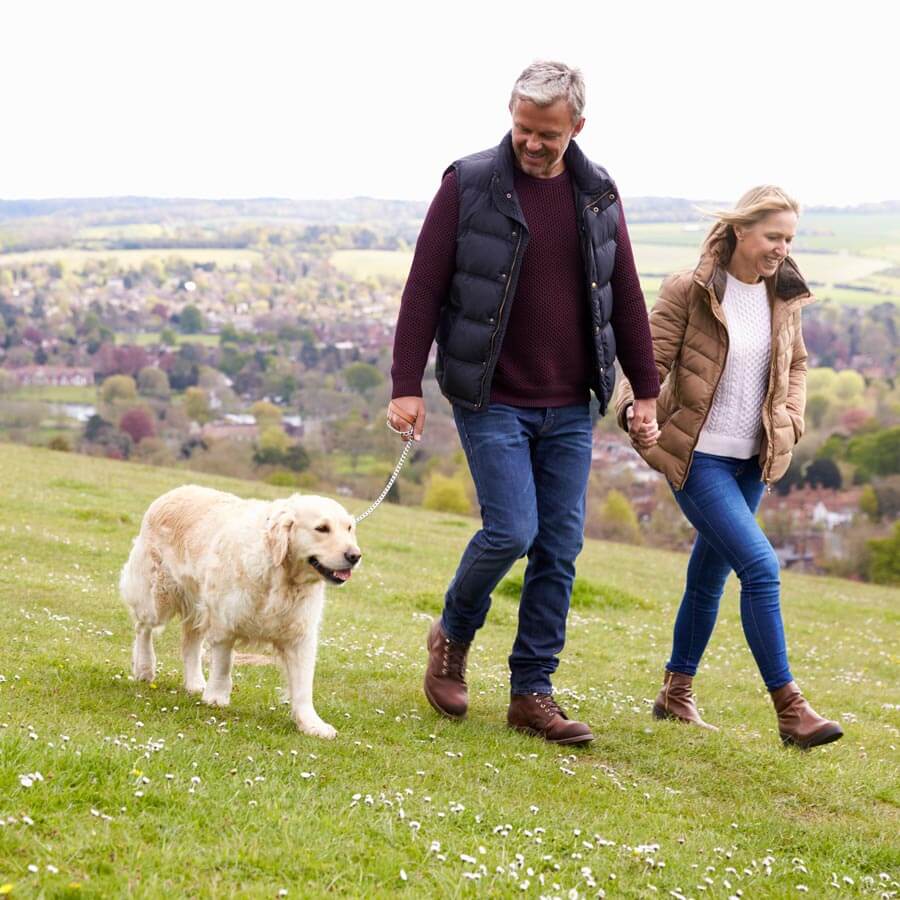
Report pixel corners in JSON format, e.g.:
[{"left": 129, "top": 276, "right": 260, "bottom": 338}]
[{"left": 333, "top": 569, "right": 352, "bottom": 582}]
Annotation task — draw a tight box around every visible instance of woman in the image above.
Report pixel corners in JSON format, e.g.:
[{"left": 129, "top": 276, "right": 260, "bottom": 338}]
[{"left": 614, "top": 185, "right": 842, "bottom": 750}]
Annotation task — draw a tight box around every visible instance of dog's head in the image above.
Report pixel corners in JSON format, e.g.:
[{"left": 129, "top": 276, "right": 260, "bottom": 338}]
[{"left": 265, "top": 494, "right": 361, "bottom": 585}]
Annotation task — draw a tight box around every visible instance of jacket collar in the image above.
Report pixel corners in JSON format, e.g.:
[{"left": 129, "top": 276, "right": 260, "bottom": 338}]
[{"left": 693, "top": 249, "right": 813, "bottom": 306}]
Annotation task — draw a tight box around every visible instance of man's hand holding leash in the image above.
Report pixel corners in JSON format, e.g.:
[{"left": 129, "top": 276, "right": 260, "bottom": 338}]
[{"left": 388, "top": 397, "right": 425, "bottom": 442}]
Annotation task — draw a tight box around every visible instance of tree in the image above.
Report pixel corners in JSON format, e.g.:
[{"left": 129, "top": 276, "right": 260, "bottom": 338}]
[
  {"left": 642, "top": 482, "right": 694, "bottom": 550},
  {"left": 847, "top": 426, "right": 900, "bottom": 480},
  {"left": 119, "top": 407, "right": 157, "bottom": 444},
  {"left": 859, "top": 485, "right": 880, "bottom": 521},
  {"left": 868, "top": 523, "right": 900, "bottom": 586},
  {"left": 833, "top": 369, "right": 865, "bottom": 402},
  {"left": 251, "top": 400, "right": 282, "bottom": 429},
  {"left": 84, "top": 413, "right": 113, "bottom": 443},
  {"left": 184, "top": 387, "right": 212, "bottom": 424},
  {"left": 167, "top": 357, "right": 199, "bottom": 391},
  {"left": 805, "top": 457, "right": 842, "bottom": 490},
  {"left": 283, "top": 443, "right": 311, "bottom": 472},
  {"left": 137, "top": 366, "right": 170, "bottom": 398},
  {"left": 179, "top": 304, "right": 204, "bottom": 334},
  {"left": 806, "top": 367, "right": 837, "bottom": 394},
  {"left": 219, "top": 323, "right": 241, "bottom": 344},
  {"left": 258, "top": 425, "right": 290, "bottom": 456},
  {"left": 100, "top": 374, "right": 137, "bottom": 405},
  {"left": 343, "top": 361, "right": 384, "bottom": 395},
  {"left": 873, "top": 476, "right": 900, "bottom": 520},
  {"left": 590, "top": 489, "right": 642, "bottom": 544},
  {"left": 253, "top": 426, "right": 292, "bottom": 466},
  {"left": 423, "top": 473, "right": 471, "bottom": 515},
  {"left": 806, "top": 393, "right": 830, "bottom": 429}
]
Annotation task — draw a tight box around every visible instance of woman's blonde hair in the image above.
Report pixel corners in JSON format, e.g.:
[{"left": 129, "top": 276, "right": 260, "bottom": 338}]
[{"left": 701, "top": 185, "right": 800, "bottom": 263}]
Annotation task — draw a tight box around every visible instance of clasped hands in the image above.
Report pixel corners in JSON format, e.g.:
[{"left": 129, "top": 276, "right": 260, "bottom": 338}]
[{"left": 626, "top": 397, "right": 660, "bottom": 449}]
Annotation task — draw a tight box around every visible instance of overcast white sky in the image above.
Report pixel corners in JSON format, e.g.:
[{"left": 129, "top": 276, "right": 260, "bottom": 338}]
[{"left": 1, "top": 0, "right": 897, "bottom": 206}]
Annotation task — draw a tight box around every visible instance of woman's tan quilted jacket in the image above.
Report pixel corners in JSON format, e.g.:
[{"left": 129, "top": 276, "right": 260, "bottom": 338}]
[{"left": 614, "top": 251, "right": 813, "bottom": 489}]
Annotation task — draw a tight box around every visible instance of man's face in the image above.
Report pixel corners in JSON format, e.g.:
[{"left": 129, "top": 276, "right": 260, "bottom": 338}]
[{"left": 510, "top": 98, "right": 585, "bottom": 179}]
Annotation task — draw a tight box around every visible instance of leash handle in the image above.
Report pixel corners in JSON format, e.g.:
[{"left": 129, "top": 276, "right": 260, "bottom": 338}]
[{"left": 354, "top": 425, "right": 414, "bottom": 523}]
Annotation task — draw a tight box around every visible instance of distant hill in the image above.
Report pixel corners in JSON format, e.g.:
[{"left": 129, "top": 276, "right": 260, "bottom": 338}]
[{"left": 3, "top": 195, "right": 897, "bottom": 227}]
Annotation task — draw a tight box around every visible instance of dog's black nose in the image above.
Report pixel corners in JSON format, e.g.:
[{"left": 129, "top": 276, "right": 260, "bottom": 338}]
[{"left": 344, "top": 551, "right": 361, "bottom": 566}]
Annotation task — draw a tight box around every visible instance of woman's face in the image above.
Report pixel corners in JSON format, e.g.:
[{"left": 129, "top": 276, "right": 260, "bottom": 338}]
[{"left": 733, "top": 210, "right": 798, "bottom": 279}]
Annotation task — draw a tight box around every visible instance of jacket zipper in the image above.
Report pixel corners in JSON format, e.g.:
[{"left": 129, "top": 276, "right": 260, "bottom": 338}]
[
  {"left": 581, "top": 192, "right": 616, "bottom": 385},
  {"left": 477, "top": 228, "right": 523, "bottom": 407},
  {"left": 762, "top": 302, "right": 780, "bottom": 489}
]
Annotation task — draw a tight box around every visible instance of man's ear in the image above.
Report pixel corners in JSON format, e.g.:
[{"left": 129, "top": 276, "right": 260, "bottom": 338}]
[
  {"left": 572, "top": 116, "right": 586, "bottom": 139},
  {"left": 265, "top": 507, "right": 294, "bottom": 567}
]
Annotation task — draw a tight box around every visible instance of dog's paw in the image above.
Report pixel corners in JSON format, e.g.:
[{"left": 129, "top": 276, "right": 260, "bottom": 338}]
[
  {"left": 133, "top": 666, "right": 156, "bottom": 682},
  {"left": 185, "top": 679, "right": 207, "bottom": 695},
  {"left": 295, "top": 718, "right": 337, "bottom": 740},
  {"left": 201, "top": 687, "right": 230, "bottom": 707}
]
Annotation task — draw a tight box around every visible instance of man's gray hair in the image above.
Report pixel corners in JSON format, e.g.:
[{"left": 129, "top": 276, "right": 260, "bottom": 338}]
[{"left": 509, "top": 60, "right": 586, "bottom": 121}]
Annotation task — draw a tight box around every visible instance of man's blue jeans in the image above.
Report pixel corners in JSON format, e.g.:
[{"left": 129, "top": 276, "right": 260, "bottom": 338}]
[
  {"left": 668, "top": 451, "right": 793, "bottom": 691},
  {"left": 441, "top": 403, "right": 593, "bottom": 695}
]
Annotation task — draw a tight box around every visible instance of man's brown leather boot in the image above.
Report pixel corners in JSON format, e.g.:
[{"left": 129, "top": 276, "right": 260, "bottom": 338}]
[
  {"left": 423, "top": 618, "right": 470, "bottom": 719},
  {"left": 652, "top": 670, "right": 718, "bottom": 731},
  {"left": 507, "top": 692, "right": 594, "bottom": 745},
  {"left": 770, "top": 681, "right": 843, "bottom": 749}
]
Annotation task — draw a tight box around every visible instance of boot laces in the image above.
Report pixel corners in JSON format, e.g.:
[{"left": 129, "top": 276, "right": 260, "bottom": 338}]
[
  {"left": 441, "top": 637, "right": 468, "bottom": 682},
  {"left": 534, "top": 693, "right": 566, "bottom": 720}
]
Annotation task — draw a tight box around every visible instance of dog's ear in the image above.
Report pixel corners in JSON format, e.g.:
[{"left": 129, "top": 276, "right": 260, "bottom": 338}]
[{"left": 265, "top": 507, "right": 294, "bottom": 567}]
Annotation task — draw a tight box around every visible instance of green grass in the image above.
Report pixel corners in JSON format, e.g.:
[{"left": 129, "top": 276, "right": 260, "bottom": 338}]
[
  {"left": 8, "top": 385, "right": 98, "bottom": 404},
  {"left": 114, "top": 331, "right": 222, "bottom": 348},
  {"left": 0, "top": 248, "right": 262, "bottom": 270},
  {"left": 0, "top": 442, "right": 897, "bottom": 897},
  {"left": 75, "top": 224, "right": 169, "bottom": 242}
]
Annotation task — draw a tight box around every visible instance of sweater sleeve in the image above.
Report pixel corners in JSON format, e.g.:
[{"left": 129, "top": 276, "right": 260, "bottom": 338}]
[
  {"left": 390, "top": 169, "right": 459, "bottom": 398},
  {"left": 609, "top": 203, "right": 660, "bottom": 400}
]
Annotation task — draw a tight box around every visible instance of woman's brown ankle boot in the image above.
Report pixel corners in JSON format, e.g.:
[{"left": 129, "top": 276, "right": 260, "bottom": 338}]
[
  {"left": 652, "top": 670, "right": 718, "bottom": 731},
  {"left": 770, "top": 681, "right": 843, "bottom": 749}
]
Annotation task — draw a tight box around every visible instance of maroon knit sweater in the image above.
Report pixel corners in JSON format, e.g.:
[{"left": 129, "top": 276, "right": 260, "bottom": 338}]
[{"left": 391, "top": 167, "right": 659, "bottom": 405}]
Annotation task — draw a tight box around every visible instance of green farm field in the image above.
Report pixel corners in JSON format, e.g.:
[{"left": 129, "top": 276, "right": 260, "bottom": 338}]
[
  {"left": 330, "top": 248, "right": 415, "bottom": 281},
  {"left": 331, "top": 211, "right": 900, "bottom": 308},
  {"left": 113, "top": 331, "right": 222, "bottom": 348},
  {"left": 0, "top": 442, "right": 897, "bottom": 897}
]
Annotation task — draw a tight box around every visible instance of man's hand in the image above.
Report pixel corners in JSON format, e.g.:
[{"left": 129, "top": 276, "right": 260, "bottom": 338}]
[
  {"left": 387, "top": 396, "right": 426, "bottom": 442},
  {"left": 627, "top": 397, "right": 660, "bottom": 449}
]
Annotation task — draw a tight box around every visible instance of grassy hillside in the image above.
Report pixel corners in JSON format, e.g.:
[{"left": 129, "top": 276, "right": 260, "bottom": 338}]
[{"left": 0, "top": 443, "right": 897, "bottom": 897}]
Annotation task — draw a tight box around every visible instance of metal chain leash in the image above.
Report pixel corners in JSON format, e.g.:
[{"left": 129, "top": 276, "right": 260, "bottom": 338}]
[{"left": 354, "top": 422, "right": 415, "bottom": 524}]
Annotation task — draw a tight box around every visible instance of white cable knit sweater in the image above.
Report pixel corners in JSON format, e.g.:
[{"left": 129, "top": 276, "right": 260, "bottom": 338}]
[{"left": 695, "top": 272, "right": 772, "bottom": 459}]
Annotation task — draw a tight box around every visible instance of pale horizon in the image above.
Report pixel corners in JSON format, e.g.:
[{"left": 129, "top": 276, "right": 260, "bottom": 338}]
[{"left": 2, "top": 0, "right": 898, "bottom": 208}]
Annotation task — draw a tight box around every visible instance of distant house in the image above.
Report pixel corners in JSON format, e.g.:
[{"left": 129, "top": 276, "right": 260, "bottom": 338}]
[
  {"left": 6, "top": 365, "right": 95, "bottom": 387},
  {"left": 282, "top": 414, "right": 303, "bottom": 437},
  {"left": 201, "top": 420, "right": 259, "bottom": 442},
  {"left": 812, "top": 500, "right": 854, "bottom": 530}
]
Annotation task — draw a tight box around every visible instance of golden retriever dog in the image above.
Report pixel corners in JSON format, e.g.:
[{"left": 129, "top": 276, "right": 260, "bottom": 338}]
[{"left": 120, "top": 485, "right": 361, "bottom": 738}]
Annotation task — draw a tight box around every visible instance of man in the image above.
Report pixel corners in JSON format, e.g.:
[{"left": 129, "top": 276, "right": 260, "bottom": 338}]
[{"left": 388, "top": 60, "right": 660, "bottom": 744}]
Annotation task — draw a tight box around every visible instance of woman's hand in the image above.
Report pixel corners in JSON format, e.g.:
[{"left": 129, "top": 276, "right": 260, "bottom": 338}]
[{"left": 627, "top": 397, "right": 660, "bottom": 449}]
